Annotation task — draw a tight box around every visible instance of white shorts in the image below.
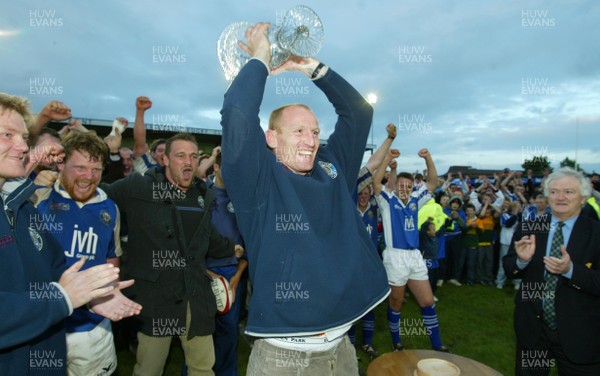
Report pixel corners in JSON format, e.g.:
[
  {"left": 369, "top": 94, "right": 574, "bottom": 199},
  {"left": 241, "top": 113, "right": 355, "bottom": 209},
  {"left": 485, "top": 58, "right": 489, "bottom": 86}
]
[
  {"left": 382, "top": 248, "right": 429, "bottom": 286},
  {"left": 66, "top": 318, "right": 117, "bottom": 376}
]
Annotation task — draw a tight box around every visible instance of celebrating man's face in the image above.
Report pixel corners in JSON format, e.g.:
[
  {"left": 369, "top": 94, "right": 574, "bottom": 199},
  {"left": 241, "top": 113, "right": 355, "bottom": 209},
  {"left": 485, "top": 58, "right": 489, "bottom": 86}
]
[
  {"left": 164, "top": 140, "right": 200, "bottom": 190},
  {"left": 0, "top": 109, "right": 30, "bottom": 180},
  {"left": 267, "top": 106, "right": 320, "bottom": 175},
  {"left": 396, "top": 177, "right": 414, "bottom": 202},
  {"left": 60, "top": 150, "right": 103, "bottom": 203}
]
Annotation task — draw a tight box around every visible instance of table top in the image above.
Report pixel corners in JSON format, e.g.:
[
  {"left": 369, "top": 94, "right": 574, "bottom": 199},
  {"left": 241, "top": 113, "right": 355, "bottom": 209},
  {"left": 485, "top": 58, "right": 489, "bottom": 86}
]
[{"left": 366, "top": 349, "right": 503, "bottom": 376}]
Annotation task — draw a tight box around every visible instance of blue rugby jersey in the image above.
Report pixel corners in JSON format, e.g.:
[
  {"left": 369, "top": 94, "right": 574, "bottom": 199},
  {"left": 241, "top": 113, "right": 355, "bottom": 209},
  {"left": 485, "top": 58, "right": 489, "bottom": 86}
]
[
  {"left": 355, "top": 168, "right": 380, "bottom": 250},
  {"left": 358, "top": 202, "right": 380, "bottom": 250},
  {"left": 376, "top": 185, "right": 431, "bottom": 250},
  {"left": 35, "top": 181, "right": 120, "bottom": 333}
]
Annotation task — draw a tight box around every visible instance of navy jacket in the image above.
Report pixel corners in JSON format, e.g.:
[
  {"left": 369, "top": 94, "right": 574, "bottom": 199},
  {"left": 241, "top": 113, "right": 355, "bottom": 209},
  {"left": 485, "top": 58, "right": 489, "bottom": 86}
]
[{"left": 0, "top": 179, "right": 69, "bottom": 375}]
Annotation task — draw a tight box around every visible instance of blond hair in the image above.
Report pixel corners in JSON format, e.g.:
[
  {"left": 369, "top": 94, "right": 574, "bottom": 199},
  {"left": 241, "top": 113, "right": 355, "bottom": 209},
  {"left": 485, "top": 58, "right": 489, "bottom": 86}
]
[{"left": 0, "top": 93, "right": 34, "bottom": 128}]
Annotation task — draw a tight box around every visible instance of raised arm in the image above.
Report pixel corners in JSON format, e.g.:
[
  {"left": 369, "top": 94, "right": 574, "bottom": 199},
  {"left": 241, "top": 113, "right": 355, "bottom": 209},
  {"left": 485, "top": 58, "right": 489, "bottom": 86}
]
[
  {"left": 133, "top": 96, "right": 152, "bottom": 159},
  {"left": 30, "top": 100, "right": 72, "bottom": 141},
  {"left": 386, "top": 158, "right": 398, "bottom": 193},
  {"left": 493, "top": 173, "right": 501, "bottom": 191},
  {"left": 220, "top": 22, "right": 274, "bottom": 205},
  {"left": 365, "top": 123, "right": 396, "bottom": 174},
  {"left": 373, "top": 149, "right": 399, "bottom": 196},
  {"left": 196, "top": 145, "right": 220, "bottom": 179},
  {"left": 419, "top": 148, "right": 438, "bottom": 193},
  {"left": 457, "top": 171, "right": 468, "bottom": 193},
  {"left": 500, "top": 171, "right": 515, "bottom": 197},
  {"left": 440, "top": 172, "right": 453, "bottom": 193}
]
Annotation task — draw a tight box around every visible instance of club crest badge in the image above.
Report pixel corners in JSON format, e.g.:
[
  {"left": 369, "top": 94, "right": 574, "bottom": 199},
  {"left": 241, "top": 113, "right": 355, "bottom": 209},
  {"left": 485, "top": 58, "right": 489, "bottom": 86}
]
[
  {"left": 409, "top": 202, "right": 418, "bottom": 212},
  {"left": 318, "top": 161, "right": 337, "bottom": 179},
  {"left": 227, "top": 201, "right": 235, "bottom": 213},
  {"left": 99, "top": 210, "right": 112, "bottom": 226},
  {"left": 29, "top": 227, "right": 43, "bottom": 252},
  {"left": 198, "top": 196, "right": 205, "bottom": 209}
]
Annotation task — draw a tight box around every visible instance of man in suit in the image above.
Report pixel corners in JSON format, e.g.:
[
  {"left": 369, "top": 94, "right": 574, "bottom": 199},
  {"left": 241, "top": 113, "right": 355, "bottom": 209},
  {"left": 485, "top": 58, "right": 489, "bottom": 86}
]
[{"left": 504, "top": 167, "right": 600, "bottom": 375}]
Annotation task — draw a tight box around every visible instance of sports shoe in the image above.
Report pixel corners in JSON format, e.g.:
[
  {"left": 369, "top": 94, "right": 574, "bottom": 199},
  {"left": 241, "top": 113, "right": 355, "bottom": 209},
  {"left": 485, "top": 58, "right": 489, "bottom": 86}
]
[
  {"left": 448, "top": 279, "right": 462, "bottom": 287},
  {"left": 436, "top": 279, "right": 444, "bottom": 288},
  {"left": 496, "top": 284, "right": 503, "bottom": 289},
  {"left": 514, "top": 284, "right": 520, "bottom": 290},
  {"left": 435, "top": 345, "right": 450, "bottom": 353},
  {"left": 393, "top": 343, "right": 404, "bottom": 352},
  {"left": 362, "top": 344, "right": 379, "bottom": 358},
  {"left": 433, "top": 295, "right": 439, "bottom": 302}
]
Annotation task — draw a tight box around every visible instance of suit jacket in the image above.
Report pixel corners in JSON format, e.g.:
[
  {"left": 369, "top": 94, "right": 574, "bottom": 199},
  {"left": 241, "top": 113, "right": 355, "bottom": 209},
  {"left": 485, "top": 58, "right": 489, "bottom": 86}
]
[{"left": 503, "top": 214, "right": 600, "bottom": 364}]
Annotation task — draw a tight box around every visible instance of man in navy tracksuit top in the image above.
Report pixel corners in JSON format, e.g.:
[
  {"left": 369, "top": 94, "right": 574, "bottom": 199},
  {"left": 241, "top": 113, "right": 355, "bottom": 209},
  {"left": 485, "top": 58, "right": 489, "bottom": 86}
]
[
  {"left": 0, "top": 93, "right": 139, "bottom": 376},
  {"left": 220, "top": 23, "right": 389, "bottom": 374}
]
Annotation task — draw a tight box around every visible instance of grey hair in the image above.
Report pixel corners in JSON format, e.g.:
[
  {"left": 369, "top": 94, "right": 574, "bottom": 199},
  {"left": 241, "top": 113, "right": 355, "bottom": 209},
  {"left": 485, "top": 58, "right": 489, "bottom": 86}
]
[{"left": 543, "top": 167, "right": 592, "bottom": 198}]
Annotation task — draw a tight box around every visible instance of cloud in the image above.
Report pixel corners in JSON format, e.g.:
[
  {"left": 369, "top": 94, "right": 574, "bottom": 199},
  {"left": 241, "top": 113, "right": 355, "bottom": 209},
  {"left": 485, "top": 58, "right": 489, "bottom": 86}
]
[{"left": 3, "top": 0, "right": 599, "bottom": 174}]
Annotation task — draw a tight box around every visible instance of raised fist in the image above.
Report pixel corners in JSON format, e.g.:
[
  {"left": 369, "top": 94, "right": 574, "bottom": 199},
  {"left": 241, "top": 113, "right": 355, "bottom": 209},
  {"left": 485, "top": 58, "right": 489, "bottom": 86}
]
[
  {"left": 136, "top": 96, "right": 152, "bottom": 111},
  {"left": 418, "top": 148, "right": 430, "bottom": 159},
  {"left": 386, "top": 123, "right": 397, "bottom": 139}
]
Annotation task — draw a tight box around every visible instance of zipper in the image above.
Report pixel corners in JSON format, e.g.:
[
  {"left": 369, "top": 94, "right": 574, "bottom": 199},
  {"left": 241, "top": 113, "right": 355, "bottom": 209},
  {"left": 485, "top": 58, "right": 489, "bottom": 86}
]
[
  {"left": 4, "top": 205, "right": 14, "bottom": 230},
  {"left": 3, "top": 179, "right": 34, "bottom": 231}
]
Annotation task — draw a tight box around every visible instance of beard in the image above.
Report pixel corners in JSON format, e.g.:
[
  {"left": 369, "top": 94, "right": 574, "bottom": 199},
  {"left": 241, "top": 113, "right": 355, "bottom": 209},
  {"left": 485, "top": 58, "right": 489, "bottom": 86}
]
[{"left": 61, "top": 176, "right": 98, "bottom": 203}]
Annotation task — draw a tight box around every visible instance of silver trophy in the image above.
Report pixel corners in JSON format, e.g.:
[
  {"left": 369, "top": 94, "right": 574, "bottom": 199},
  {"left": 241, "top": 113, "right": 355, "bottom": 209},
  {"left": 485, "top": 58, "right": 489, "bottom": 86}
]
[{"left": 217, "top": 5, "right": 324, "bottom": 81}]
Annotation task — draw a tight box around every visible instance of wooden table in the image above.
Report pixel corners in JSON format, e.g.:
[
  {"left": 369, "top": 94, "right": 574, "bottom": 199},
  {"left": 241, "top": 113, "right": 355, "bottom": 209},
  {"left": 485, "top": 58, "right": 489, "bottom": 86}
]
[{"left": 367, "top": 349, "right": 503, "bottom": 376}]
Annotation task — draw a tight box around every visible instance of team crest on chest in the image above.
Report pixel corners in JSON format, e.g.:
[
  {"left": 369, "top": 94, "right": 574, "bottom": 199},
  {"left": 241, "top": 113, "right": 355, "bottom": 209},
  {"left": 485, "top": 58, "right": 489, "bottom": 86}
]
[
  {"left": 318, "top": 161, "right": 338, "bottom": 179},
  {"left": 408, "top": 202, "right": 418, "bottom": 212},
  {"left": 227, "top": 201, "right": 235, "bottom": 213},
  {"left": 99, "top": 210, "right": 112, "bottom": 226},
  {"left": 197, "top": 196, "right": 205, "bottom": 209},
  {"left": 28, "top": 227, "right": 43, "bottom": 252}
]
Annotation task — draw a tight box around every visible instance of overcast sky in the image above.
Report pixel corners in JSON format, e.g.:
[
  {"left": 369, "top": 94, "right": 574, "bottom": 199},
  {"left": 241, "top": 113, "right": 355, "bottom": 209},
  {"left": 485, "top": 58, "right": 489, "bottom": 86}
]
[{"left": 3, "top": 0, "right": 599, "bottom": 174}]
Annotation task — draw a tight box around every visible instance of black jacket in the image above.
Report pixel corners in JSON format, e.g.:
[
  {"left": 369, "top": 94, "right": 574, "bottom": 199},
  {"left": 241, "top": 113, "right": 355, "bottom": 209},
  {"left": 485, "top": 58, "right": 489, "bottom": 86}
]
[{"left": 102, "top": 167, "right": 235, "bottom": 338}]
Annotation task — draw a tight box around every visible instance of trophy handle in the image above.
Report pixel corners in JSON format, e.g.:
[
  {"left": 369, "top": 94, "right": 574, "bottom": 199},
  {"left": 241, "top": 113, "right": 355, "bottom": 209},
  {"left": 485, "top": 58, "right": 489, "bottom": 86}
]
[
  {"left": 217, "top": 5, "right": 324, "bottom": 81},
  {"left": 278, "top": 5, "right": 324, "bottom": 58}
]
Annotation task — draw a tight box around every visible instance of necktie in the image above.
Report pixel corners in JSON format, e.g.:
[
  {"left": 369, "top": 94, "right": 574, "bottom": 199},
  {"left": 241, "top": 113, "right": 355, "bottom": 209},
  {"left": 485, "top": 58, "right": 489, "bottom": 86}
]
[{"left": 542, "top": 221, "right": 564, "bottom": 330}]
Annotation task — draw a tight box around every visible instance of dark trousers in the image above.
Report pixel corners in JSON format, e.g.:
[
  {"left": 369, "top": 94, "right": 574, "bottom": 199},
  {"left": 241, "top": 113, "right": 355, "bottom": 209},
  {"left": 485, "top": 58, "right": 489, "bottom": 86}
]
[
  {"left": 427, "top": 264, "right": 439, "bottom": 294},
  {"left": 465, "top": 247, "right": 478, "bottom": 283},
  {"left": 476, "top": 244, "right": 494, "bottom": 283},
  {"left": 516, "top": 322, "right": 600, "bottom": 376}
]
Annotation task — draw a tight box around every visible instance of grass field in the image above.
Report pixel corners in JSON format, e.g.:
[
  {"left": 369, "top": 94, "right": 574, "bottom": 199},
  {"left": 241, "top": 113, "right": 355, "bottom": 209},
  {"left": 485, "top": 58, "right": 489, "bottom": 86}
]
[{"left": 111, "top": 282, "right": 546, "bottom": 375}]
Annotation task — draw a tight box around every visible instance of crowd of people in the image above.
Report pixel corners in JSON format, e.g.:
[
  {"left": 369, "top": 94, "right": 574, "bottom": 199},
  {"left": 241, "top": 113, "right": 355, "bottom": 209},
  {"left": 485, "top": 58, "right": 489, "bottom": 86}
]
[{"left": 2, "top": 21, "right": 600, "bottom": 376}]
